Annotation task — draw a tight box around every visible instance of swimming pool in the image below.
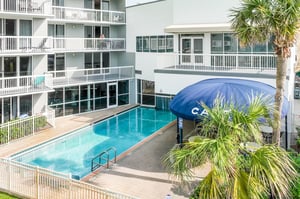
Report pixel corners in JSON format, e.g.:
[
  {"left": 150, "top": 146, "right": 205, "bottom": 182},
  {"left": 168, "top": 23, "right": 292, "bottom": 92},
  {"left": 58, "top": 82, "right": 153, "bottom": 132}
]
[{"left": 11, "top": 107, "right": 175, "bottom": 179}]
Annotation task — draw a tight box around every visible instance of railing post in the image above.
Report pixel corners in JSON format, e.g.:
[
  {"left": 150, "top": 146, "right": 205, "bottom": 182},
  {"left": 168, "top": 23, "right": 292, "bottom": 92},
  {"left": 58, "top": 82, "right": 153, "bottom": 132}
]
[
  {"left": 36, "top": 167, "right": 39, "bottom": 199},
  {"left": 69, "top": 173, "right": 72, "bottom": 198},
  {"left": 8, "top": 159, "right": 11, "bottom": 192},
  {"left": 7, "top": 123, "right": 10, "bottom": 143},
  {"left": 32, "top": 116, "right": 35, "bottom": 134}
]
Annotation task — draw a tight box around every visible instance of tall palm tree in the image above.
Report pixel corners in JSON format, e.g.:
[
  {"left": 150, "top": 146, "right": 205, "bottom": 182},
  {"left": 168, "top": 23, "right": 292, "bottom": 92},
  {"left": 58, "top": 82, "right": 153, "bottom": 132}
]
[
  {"left": 164, "top": 96, "right": 297, "bottom": 198},
  {"left": 230, "top": 0, "right": 300, "bottom": 145}
]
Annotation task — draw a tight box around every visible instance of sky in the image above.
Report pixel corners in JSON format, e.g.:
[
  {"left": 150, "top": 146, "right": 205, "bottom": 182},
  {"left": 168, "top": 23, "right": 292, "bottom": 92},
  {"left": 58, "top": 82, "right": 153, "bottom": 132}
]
[{"left": 126, "top": 0, "right": 153, "bottom": 6}]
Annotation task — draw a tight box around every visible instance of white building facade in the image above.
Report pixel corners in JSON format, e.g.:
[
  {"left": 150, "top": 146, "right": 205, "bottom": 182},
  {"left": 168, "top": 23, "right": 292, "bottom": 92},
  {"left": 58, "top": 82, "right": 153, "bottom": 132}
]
[
  {"left": 0, "top": 0, "right": 135, "bottom": 123},
  {"left": 126, "top": 0, "right": 297, "bottom": 145}
]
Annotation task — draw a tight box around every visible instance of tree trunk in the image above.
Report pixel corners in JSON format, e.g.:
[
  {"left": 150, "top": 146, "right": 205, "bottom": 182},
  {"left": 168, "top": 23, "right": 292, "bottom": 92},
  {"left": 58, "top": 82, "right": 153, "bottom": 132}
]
[{"left": 272, "top": 55, "right": 288, "bottom": 145}]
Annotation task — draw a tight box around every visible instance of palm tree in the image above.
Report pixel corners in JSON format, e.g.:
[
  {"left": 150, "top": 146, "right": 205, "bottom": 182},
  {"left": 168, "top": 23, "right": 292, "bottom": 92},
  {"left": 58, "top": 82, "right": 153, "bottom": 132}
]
[
  {"left": 164, "top": 96, "right": 297, "bottom": 198},
  {"left": 230, "top": 0, "right": 300, "bottom": 145}
]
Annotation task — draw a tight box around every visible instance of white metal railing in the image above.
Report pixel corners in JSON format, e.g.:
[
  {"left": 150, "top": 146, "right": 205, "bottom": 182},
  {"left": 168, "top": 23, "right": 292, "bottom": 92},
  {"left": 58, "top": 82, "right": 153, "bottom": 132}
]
[
  {"left": 0, "top": 113, "right": 51, "bottom": 145},
  {"left": 0, "top": 74, "right": 53, "bottom": 97},
  {"left": 0, "top": 36, "right": 125, "bottom": 52},
  {"left": 53, "top": 37, "right": 126, "bottom": 51},
  {"left": 156, "top": 53, "right": 277, "bottom": 72},
  {"left": 0, "top": 159, "right": 137, "bottom": 199},
  {"left": 0, "top": 0, "right": 51, "bottom": 15},
  {"left": 51, "top": 66, "right": 134, "bottom": 87},
  {"left": 0, "top": 36, "right": 53, "bottom": 52},
  {"left": 45, "top": 106, "right": 55, "bottom": 128},
  {"left": 52, "top": 6, "right": 125, "bottom": 23}
]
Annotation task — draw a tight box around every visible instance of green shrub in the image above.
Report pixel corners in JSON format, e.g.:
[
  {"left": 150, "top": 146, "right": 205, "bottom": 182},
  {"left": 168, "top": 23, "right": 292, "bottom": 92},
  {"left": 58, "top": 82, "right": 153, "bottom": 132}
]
[
  {"left": 34, "top": 116, "right": 47, "bottom": 130},
  {"left": 289, "top": 152, "right": 300, "bottom": 198}
]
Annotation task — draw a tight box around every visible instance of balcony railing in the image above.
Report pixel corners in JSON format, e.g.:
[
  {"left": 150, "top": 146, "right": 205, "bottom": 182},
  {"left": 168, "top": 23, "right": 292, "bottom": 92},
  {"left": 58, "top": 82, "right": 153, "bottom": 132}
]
[
  {"left": 0, "top": 36, "right": 53, "bottom": 53},
  {"left": 50, "top": 66, "right": 134, "bottom": 87},
  {"left": 0, "top": 36, "right": 125, "bottom": 53},
  {"left": 0, "top": 74, "right": 53, "bottom": 97},
  {"left": 52, "top": 6, "right": 125, "bottom": 24},
  {"left": 0, "top": 0, "right": 52, "bottom": 15},
  {"left": 156, "top": 53, "right": 277, "bottom": 74},
  {"left": 53, "top": 37, "right": 125, "bottom": 51}
]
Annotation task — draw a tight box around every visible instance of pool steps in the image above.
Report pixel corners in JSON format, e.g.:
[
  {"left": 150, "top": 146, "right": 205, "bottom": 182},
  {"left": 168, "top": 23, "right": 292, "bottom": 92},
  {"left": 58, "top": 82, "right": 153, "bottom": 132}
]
[{"left": 91, "top": 147, "right": 117, "bottom": 172}]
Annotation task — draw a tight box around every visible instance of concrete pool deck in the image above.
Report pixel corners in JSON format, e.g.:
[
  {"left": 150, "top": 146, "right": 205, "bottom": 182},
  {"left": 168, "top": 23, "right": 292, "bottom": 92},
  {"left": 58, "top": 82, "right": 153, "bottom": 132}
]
[{"left": 0, "top": 104, "right": 210, "bottom": 199}]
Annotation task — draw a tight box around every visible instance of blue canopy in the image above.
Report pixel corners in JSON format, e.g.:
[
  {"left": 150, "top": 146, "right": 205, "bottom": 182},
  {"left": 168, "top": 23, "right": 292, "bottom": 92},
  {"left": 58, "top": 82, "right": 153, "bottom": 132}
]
[{"left": 170, "top": 78, "right": 289, "bottom": 120}]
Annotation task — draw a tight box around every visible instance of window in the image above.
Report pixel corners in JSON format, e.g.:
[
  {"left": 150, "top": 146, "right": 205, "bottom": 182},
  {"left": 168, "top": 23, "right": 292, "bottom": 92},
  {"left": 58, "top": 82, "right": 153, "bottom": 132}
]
[
  {"left": 19, "top": 20, "right": 32, "bottom": 36},
  {"left": 20, "top": 95, "right": 32, "bottom": 116},
  {"left": 150, "top": 36, "right": 158, "bottom": 52},
  {"left": 142, "top": 36, "right": 150, "bottom": 52},
  {"left": 48, "top": 53, "right": 65, "bottom": 77},
  {"left": 166, "top": 35, "right": 173, "bottom": 52},
  {"left": 158, "top": 36, "right": 166, "bottom": 52},
  {"left": 211, "top": 34, "right": 223, "bottom": 53},
  {"left": 224, "top": 33, "right": 237, "bottom": 53},
  {"left": 20, "top": 56, "right": 32, "bottom": 76},
  {"left": 118, "top": 80, "right": 129, "bottom": 105},
  {"left": 136, "top": 36, "right": 142, "bottom": 52},
  {"left": 136, "top": 35, "right": 173, "bottom": 53}
]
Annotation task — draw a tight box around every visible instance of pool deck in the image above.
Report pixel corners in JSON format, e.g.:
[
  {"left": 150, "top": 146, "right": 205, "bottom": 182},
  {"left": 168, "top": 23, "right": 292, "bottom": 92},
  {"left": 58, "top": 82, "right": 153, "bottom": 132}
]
[{"left": 0, "top": 104, "right": 210, "bottom": 199}]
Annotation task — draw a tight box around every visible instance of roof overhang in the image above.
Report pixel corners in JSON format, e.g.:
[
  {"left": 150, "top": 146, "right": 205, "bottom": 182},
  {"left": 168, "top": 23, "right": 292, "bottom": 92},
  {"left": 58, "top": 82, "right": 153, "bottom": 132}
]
[{"left": 164, "top": 23, "right": 232, "bottom": 33}]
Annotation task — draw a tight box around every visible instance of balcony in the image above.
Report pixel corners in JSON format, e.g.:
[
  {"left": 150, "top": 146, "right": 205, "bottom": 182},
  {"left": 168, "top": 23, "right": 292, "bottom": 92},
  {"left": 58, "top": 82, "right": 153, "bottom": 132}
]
[
  {"left": 155, "top": 53, "right": 277, "bottom": 75},
  {"left": 52, "top": 6, "right": 125, "bottom": 24},
  {"left": 0, "top": 36, "right": 52, "bottom": 54},
  {"left": 0, "top": 74, "right": 53, "bottom": 97},
  {"left": 50, "top": 66, "right": 134, "bottom": 88},
  {"left": 0, "top": 0, "right": 52, "bottom": 16},
  {"left": 53, "top": 37, "right": 126, "bottom": 52}
]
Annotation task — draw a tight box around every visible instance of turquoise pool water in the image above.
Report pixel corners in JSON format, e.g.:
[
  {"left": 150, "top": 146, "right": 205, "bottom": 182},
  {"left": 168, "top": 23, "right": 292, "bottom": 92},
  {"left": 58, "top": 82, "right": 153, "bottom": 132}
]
[{"left": 12, "top": 107, "right": 175, "bottom": 179}]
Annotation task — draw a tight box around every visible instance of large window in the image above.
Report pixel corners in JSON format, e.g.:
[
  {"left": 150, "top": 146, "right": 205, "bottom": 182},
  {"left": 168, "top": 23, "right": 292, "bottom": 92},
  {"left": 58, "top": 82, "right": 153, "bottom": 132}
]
[
  {"left": 48, "top": 53, "right": 65, "bottom": 77},
  {"left": 20, "top": 95, "right": 32, "bottom": 116},
  {"left": 136, "top": 35, "right": 173, "bottom": 53},
  {"left": 137, "top": 79, "right": 155, "bottom": 106},
  {"left": 48, "top": 80, "right": 129, "bottom": 117},
  {"left": 19, "top": 20, "right": 32, "bottom": 36},
  {"left": 84, "top": 52, "right": 101, "bottom": 69},
  {"left": 118, "top": 80, "right": 129, "bottom": 105},
  {"left": 20, "top": 56, "right": 32, "bottom": 76},
  {"left": 211, "top": 33, "right": 274, "bottom": 54}
]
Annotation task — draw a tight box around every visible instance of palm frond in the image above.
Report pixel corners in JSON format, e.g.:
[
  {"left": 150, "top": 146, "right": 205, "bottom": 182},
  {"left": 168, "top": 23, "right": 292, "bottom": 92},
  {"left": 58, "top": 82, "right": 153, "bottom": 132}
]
[{"left": 250, "top": 145, "right": 298, "bottom": 198}]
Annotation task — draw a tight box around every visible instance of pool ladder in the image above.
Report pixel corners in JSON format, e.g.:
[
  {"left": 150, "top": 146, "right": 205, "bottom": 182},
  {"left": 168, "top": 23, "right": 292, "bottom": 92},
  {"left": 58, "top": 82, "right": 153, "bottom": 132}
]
[{"left": 91, "top": 147, "right": 117, "bottom": 172}]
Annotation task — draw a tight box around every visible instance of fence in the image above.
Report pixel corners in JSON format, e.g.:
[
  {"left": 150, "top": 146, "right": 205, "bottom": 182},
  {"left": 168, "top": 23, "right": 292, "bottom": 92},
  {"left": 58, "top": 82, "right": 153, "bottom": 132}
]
[
  {"left": 0, "top": 159, "right": 137, "bottom": 199},
  {"left": 0, "top": 110, "right": 55, "bottom": 145}
]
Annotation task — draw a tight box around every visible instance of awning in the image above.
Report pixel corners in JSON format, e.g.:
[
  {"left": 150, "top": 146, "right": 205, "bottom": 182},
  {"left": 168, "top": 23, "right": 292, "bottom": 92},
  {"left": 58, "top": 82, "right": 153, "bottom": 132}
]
[
  {"left": 169, "top": 78, "right": 289, "bottom": 121},
  {"left": 164, "top": 23, "right": 232, "bottom": 33}
]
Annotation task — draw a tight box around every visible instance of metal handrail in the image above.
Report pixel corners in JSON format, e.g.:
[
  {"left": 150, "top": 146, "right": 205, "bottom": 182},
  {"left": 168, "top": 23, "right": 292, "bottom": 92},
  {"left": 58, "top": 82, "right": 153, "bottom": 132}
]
[{"left": 91, "top": 147, "right": 117, "bottom": 172}]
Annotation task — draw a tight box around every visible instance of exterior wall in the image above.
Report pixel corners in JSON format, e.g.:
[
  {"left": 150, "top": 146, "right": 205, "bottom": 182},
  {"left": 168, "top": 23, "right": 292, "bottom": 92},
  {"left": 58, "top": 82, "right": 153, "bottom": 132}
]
[
  {"left": 126, "top": 0, "right": 173, "bottom": 53},
  {"left": 33, "top": 94, "right": 47, "bottom": 114},
  {"left": 65, "top": 24, "right": 84, "bottom": 38},
  {"left": 66, "top": 53, "right": 84, "bottom": 69},
  {"left": 172, "top": 0, "right": 240, "bottom": 24},
  {"left": 33, "top": 18, "right": 47, "bottom": 37},
  {"left": 154, "top": 73, "right": 278, "bottom": 95},
  {"left": 33, "top": 55, "right": 47, "bottom": 75},
  {"left": 64, "top": 0, "right": 83, "bottom": 8},
  {"left": 135, "top": 53, "right": 159, "bottom": 81}
]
